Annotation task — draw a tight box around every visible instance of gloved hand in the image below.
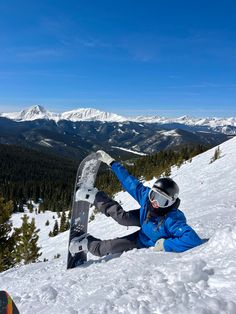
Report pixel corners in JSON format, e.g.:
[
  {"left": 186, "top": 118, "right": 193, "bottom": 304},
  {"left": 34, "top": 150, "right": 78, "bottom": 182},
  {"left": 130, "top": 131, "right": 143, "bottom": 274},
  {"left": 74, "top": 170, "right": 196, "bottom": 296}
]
[
  {"left": 97, "top": 150, "right": 115, "bottom": 166},
  {"left": 75, "top": 187, "right": 98, "bottom": 203},
  {"left": 153, "top": 238, "right": 165, "bottom": 252}
]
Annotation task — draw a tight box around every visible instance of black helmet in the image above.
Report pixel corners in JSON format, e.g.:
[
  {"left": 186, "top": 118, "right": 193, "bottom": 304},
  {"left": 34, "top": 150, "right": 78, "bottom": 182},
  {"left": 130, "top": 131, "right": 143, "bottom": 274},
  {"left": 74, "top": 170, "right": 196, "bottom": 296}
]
[
  {"left": 153, "top": 178, "right": 179, "bottom": 198},
  {"left": 149, "top": 178, "right": 179, "bottom": 208}
]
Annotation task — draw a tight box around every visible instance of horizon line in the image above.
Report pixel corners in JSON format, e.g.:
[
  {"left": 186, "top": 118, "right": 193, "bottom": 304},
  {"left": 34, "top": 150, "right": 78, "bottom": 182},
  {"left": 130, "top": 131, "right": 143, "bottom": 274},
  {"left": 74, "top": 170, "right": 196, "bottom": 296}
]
[{"left": 0, "top": 104, "right": 236, "bottom": 119}]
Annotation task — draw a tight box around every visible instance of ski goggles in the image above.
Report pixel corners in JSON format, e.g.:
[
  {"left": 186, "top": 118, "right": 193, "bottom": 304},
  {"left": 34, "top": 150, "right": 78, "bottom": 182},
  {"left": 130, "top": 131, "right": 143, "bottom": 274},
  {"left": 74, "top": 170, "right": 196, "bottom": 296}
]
[{"left": 148, "top": 188, "right": 175, "bottom": 208}]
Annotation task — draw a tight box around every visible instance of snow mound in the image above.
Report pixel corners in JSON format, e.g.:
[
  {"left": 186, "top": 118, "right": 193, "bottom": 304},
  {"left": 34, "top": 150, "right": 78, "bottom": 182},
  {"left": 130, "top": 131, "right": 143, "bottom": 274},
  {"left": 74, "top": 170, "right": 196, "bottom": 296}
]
[
  {"left": 2, "top": 242, "right": 236, "bottom": 314},
  {"left": 203, "top": 226, "right": 236, "bottom": 253}
]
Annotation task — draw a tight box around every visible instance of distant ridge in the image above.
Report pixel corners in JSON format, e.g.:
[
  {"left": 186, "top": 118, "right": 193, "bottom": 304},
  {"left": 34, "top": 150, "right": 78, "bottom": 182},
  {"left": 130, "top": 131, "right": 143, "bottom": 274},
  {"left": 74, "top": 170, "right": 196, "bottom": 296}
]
[{"left": 1, "top": 105, "right": 236, "bottom": 131}]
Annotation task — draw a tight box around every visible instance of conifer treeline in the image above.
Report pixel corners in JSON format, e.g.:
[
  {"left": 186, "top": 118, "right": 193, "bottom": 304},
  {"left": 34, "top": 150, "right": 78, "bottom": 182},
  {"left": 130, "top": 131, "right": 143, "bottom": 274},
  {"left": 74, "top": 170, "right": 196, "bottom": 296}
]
[
  {"left": 0, "top": 143, "right": 209, "bottom": 212},
  {"left": 0, "top": 144, "right": 77, "bottom": 212}
]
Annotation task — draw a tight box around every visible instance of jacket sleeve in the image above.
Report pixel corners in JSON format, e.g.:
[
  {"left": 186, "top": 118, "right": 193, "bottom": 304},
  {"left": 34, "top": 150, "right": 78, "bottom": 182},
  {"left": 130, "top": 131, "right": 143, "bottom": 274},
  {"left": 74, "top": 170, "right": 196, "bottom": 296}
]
[
  {"left": 111, "top": 161, "right": 149, "bottom": 205},
  {"left": 163, "top": 217, "right": 203, "bottom": 253}
]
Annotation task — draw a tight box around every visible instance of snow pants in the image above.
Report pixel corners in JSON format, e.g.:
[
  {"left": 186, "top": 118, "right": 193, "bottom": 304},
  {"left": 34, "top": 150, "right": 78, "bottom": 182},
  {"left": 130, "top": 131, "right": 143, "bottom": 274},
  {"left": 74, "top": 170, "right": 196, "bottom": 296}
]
[{"left": 87, "top": 191, "right": 141, "bottom": 257}]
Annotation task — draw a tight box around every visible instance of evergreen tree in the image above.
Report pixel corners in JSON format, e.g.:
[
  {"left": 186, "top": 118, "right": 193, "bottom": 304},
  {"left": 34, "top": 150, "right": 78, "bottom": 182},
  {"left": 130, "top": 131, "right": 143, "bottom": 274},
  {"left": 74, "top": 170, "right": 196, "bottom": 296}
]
[
  {"left": 59, "top": 211, "right": 67, "bottom": 232},
  {"left": 210, "top": 146, "right": 222, "bottom": 163},
  {"left": 39, "top": 203, "right": 45, "bottom": 213},
  {"left": 52, "top": 220, "right": 59, "bottom": 236},
  {"left": 45, "top": 220, "right": 50, "bottom": 226},
  {"left": 164, "top": 167, "right": 171, "bottom": 177},
  {"left": 0, "top": 197, "right": 16, "bottom": 272},
  {"left": 65, "top": 219, "right": 70, "bottom": 231},
  {"left": 89, "top": 212, "right": 95, "bottom": 222},
  {"left": 28, "top": 202, "right": 34, "bottom": 213},
  {"left": 18, "top": 201, "right": 24, "bottom": 213},
  {"left": 14, "top": 215, "right": 41, "bottom": 264},
  {"left": 12, "top": 201, "right": 18, "bottom": 213}
]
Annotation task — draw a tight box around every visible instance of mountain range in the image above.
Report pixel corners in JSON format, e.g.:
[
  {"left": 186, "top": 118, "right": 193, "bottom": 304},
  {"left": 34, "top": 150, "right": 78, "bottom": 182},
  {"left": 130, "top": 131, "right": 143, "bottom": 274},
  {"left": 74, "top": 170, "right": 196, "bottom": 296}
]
[
  {"left": 0, "top": 105, "right": 235, "bottom": 161},
  {"left": 1, "top": 105, "right": 236, "bottom": 131},
  {"left": 0, "top": 105, "right": 125, "bottom": 123}
]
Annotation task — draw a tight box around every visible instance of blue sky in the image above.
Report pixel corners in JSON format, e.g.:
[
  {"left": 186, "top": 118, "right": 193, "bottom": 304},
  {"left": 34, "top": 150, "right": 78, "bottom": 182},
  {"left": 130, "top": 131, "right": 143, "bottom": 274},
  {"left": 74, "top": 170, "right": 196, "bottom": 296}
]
[{"left": 0, "top": 0, "right": 236, "bottom": 117}]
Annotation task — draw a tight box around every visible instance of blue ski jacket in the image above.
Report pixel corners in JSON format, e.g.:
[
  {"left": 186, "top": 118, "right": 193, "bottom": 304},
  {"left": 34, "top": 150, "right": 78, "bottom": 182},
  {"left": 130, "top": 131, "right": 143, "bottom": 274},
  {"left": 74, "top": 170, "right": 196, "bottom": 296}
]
[{"left": 111, "top": 161, "right": 203, "bottom": 252}]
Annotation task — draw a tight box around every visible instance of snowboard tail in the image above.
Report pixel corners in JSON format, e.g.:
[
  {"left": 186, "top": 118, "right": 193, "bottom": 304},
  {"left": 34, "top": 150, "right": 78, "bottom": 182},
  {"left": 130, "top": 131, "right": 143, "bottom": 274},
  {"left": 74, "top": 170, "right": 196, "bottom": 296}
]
[{"left": 67, "top": 153, "right": 101, "bottom": 269}]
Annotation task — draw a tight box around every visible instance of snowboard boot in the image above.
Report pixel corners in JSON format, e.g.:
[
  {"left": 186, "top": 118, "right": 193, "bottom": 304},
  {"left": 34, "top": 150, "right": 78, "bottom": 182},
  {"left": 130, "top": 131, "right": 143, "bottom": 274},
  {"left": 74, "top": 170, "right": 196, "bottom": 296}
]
[
  {"left": 69, "top": 233, "right": 89, "bottom": 256},
  {"left": 75, "top": 187, "right": 98, "bottom": 204}
]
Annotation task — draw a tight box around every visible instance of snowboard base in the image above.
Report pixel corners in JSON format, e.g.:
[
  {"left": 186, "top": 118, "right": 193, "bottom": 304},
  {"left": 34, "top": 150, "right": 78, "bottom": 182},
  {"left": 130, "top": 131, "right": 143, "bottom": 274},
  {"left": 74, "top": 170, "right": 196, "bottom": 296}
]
[{"left": 67, "top": 153, "right": 101, "bottom": 269}]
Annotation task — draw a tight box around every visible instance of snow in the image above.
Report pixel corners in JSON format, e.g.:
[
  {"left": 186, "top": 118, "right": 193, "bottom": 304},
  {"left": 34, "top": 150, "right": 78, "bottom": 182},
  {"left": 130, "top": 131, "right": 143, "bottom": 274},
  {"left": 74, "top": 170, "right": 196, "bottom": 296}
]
[
  {"left": 117, "top": 128, "right": 125, "bottom": 134},
  {"left": 1, "top": 105, "right": 59, "bottom": 121},
  {"left": 39, "top": 139, "right": 53, "bottom": 147},
  {"left": 111, "top": 146, "right": 147, "bottom": 156},
  {"left": 1, "top": 105, "right": 236, "bottom": 133},
  {"left": 160, "top": 130, "right": 180, "bottom": 137},
  {"left": 1, "top": 137, "right": 236, "bottom": 313},
  {"left": 0, "top": 106, "right": 126, "bottom": 123},
  {"left": 132, "top": 129, "right": 139, "bottom": 135},
  {"left": 131, "top": 115, "right": 236, "bottom": 129},
  {"left": 61, "top": 108, "right": 125, "bottom": 122}
]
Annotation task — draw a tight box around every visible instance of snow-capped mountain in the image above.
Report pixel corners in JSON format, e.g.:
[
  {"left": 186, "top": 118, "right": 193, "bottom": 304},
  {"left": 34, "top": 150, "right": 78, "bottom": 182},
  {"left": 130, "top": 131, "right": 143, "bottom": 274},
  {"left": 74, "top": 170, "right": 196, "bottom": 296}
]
[
  {"left": 0, "top": 115, "right": 231, "bottom": 160},
  {"left": 61, "top": 108, "right": 125, "bottom": 122},
  {"left": 1, "top": 105, "right": 236, "bottom": 130},
  {"left": 1, "top": 137, "right": 236, "bottom": 313},
  {"left": 0, "top": 105, "right": 234, "bottom": 160},
  {"left": 131, "top": 114, "right": 236, "bottom": 129},
  {"left": 0, "top": 105, "right": 59, "bottom": 121},
  {"left": 0, "top": 105, "right": 126, "bottom": 122}
]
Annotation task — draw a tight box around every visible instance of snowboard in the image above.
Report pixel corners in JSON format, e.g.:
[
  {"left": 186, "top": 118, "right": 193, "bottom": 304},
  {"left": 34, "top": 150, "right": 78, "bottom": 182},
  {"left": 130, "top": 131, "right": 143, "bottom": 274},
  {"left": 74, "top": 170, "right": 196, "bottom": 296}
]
[
  {"left": 0, "top": 291, "right": 20, "bottom": 314},
  {"left": 67, "top": 152, "right": 101, "bottom": 269}
]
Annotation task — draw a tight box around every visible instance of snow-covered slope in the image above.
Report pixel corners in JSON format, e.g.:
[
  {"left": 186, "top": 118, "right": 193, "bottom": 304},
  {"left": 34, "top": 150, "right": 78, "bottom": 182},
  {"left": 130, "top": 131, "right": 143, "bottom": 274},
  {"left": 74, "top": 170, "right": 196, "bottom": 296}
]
[{"left": 1, "top": 138, "right": 236, "bottom": 313}]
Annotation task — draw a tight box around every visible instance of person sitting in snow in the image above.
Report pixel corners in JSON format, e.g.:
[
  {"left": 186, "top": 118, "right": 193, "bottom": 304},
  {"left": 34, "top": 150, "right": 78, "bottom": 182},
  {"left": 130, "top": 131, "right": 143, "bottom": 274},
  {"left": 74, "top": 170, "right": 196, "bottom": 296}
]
[{"left": 69, "top": 150, "right": 203, "bottom": 257}]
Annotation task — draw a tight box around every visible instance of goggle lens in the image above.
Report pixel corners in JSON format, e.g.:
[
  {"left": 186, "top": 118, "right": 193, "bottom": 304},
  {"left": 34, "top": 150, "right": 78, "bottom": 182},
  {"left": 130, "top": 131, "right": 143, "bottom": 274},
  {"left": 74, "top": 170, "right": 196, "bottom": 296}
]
[{"left": 149, "top": 189, "right": 173, "bottom": 208}]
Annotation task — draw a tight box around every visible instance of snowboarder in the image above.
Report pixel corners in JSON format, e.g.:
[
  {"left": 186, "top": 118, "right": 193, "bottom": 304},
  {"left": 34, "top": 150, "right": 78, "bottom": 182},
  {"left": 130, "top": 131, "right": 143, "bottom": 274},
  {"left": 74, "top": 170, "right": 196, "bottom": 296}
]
[{"left": 69, "top": 150, "right": 203, "bottom": 258}]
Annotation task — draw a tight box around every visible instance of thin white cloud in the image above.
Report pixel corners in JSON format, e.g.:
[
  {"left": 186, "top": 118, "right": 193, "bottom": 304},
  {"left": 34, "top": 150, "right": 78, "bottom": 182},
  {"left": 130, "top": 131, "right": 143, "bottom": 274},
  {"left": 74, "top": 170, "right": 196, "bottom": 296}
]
[
  {"left": 1, "top": 46, "right": 64, "bottom": 60},
  {"left": 16, "top": 47, "right": 62, "bottom": 59},
  {"left": 167, "top": 83, "right": 236, "bottom": 89}
]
